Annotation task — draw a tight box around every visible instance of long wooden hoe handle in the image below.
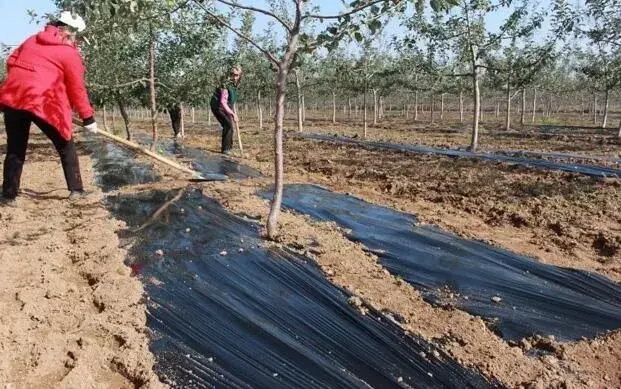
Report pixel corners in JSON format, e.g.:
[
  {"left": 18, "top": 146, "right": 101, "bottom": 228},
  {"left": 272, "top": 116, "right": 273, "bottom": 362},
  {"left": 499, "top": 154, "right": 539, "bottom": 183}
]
[
  {"left": 235, "top": 120, "right": 245, "bottom": 157},
  {"left": 72, "top": 118, "right": 204, "bottom": 180}
]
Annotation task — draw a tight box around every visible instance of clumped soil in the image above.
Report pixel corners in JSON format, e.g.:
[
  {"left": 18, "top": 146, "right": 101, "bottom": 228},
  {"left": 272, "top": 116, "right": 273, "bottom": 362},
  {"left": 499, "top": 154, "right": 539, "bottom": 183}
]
[{"left": 0, "top": 132, "right": 165, "bottom": 388}]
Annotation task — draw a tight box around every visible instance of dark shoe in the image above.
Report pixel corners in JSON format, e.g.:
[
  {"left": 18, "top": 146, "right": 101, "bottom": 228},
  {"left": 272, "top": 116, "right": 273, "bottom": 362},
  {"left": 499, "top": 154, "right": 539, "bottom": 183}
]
[
  {"left": 68, "top": 190, "right": 92, "bottom": 200},
  {"left": 222, "top": 150, "right": 232, "bottom": 156},
  {"left": 0, "top": 195, "right": 16, "bottom": 207}
]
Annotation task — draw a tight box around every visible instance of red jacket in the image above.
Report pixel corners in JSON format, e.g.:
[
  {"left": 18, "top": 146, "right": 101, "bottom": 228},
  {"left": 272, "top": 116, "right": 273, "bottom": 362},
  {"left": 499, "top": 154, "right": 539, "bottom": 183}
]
[{"left": 0, "top": 25, "right": 94, "bottom": 140}]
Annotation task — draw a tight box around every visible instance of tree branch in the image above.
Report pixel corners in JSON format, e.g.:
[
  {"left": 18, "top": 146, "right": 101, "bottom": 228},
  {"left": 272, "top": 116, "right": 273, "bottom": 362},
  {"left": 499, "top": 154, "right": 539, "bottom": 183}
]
[
  {"left": 192, "top": 0, "right": 279, "bottom": 65},
  {"left": 213, "top": 0, "right": 292, "bottom": 33},
  {"left": 302, "top": 0, "right": 388, "bottom": 21}
]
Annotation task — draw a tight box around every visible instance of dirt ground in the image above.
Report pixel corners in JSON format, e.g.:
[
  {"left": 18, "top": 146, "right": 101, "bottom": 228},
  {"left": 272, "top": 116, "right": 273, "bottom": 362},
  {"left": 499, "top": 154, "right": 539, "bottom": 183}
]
[
  {"left": 1, "top": 112, "right": 620, "bottom": 389},
  {"left": 0, "top": 133, "right": 164, "bottom": 388},
  {"left": 155, "top": 116, "right": 621, "bottom": 388},
  {"left": 294, "top": 114, "right": 621, "bottom": 159}
]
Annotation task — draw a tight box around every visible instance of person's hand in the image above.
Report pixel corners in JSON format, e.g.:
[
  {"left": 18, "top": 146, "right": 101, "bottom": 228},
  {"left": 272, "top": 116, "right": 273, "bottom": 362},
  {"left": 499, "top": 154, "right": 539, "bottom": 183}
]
[
  {"left": 84, "top": 122, "right": 98, "bottom": 134},
  {"left": 232, "top": 113, "right": 239, "bottom": 123}
]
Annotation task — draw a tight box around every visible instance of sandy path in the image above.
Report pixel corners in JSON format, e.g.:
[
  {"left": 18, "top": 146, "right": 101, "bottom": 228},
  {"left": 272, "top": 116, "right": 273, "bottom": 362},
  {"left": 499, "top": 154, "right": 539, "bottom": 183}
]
[{"left": 0, "top": 133, "right": 164, "bottom": 388}]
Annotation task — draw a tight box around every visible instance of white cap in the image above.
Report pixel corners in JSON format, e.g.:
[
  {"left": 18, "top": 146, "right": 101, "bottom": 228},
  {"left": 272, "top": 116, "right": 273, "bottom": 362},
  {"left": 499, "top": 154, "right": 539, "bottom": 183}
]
[{"left": 58, "top": 11, "right": 86, "bottom": 32}]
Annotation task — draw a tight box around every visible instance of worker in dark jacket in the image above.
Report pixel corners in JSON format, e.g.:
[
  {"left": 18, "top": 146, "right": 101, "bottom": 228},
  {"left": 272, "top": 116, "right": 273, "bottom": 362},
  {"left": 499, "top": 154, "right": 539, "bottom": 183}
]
[
  {"left": 0, "top": 11, "right": 97, "bottom": 203},
  {"left": 210, "top": 65, "right": 241, "bottom": 155}
]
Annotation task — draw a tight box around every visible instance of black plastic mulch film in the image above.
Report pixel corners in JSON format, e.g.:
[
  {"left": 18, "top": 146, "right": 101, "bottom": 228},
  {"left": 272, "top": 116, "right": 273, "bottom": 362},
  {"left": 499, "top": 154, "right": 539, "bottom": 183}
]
[
  {"left": 86, "top": 137, "right": 497, "bottom": 388},
  {"left": 108, "top": 190, "right": 497, "bottom": 389},
  {"left": 263, "top": 184, "right": 621, "bottom": 342},
  {"left": 297, "top": 133, "right": 621, "bottom": 178}
]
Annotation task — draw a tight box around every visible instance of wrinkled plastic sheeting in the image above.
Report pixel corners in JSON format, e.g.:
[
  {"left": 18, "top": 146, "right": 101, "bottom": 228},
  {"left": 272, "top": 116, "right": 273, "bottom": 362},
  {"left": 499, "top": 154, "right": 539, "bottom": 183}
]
[
  {"left": 266, "top": 184, "right": 621, "bottom": 342},
  {"left": 298, "top": 133, "right": 621, "bottom": 178},
  {"left": 490, "top": 149, "right": 621, "bottom": 165},
  {"left": 106, "top": 190, "right": 497, "bottom": 389},
  {"left": 82, "top": 137, "right": 160, "bottom": 191},
  {"left": 134, "top": 134, "right": 260, "bottom": 180}
]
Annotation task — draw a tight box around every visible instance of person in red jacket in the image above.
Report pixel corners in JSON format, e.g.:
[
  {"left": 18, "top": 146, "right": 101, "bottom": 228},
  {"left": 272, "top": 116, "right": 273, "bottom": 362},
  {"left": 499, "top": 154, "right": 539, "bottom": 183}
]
[{"left": 0, "top": 11, "right": 98, "bottom": 203}]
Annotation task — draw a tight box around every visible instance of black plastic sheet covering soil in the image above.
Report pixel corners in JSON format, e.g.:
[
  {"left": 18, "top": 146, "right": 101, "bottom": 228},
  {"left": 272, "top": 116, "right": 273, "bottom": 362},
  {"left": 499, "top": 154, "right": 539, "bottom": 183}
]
[
  {"left": 490, "top": 149, "right": 621, "bottom": 165},
  {"left": 82, "top": 136, "right": 160, "bottom": 191},
  {"left": 134, "top": 134, "right": 261, "bottom": 180},
  {"left": 264, "top": 184, "right": 621, "bottom": 342},
  {"left": 106, "top": 189, "right": 498, "bottom": 389},
  {"left": 297, "top": 133, "right": 621, "bottom": 178}
]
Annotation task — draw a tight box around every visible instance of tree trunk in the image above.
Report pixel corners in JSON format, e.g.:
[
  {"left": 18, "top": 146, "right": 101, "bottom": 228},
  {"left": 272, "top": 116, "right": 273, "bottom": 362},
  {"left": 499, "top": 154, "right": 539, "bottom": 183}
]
[
  {"left": 471, "top": 71, "right": 480, "bottom": 152},
  {"left": 301, "top": 94, "right": 306, "bottom": 123},
  {"left": 295, "top": 71, "right": 303, "bottom": 133},
  {"left": 191, "top": 107, "right": 195, "bottom": 124},
  {"left": 373, "top": 89, "right": 378, "bottom": 125},
  {"left": 414, "top": 90, "right": 419, "bottom": 121},
  {"left": 332, "top": 91, "right": 336, "bottom": 124},
  {"left": 116, "top": 96, "right": 131, "bottom": 141},
  {"left": 459, "top": 91, "right": 464, "bottom": 123},
  {"left": 520, "top": 88, "right": 526, "bottom": 126},
  {"left": 618, "top": 119, "right": 621, "bottom": 138},
  {"left": 179, "top": 102, "right": 185, "bottom": 139},
  {"left": 532, "top": 87, "right": 537, "bottom": 123},
  {"left": 267, "top": 67, "right": 288, "bottom": 239},
  {"left": 148, "top": 34, "right": 158, "bottom": 150},
  {"left": 431, "top": 94, "right": 435, "bottom": 123},
  {"left": 111, "top": 107, "right": 116, "bottom": 132},
  {"left": 505, "top": 83, "right": 511, "bottom": 131},
  {"left": 258, "top": 90, "right": 263, "bottom": 130},
  {"left": 379, "top": 96, "right": 384, "bottom": 120},
  {"left": 102, "top": 105, "right": 108, "bottom": 131},
  {"left": 440, "top": 93, "right": 445, "bottom": 120},
  {"left": 363, "top": 79, "right": 368, "bottom": 138},
  {"left": 602, "top": 89, "right": 609, "bottom": 128},
  {"left": 348, "top": 96, "right": 352, "bottom": 120},
  {"left": 208, "top": 109, "right": 212, "bottom": 126},
  {"left": 495, "top": 102, "right": 499, "bottom": 118}
]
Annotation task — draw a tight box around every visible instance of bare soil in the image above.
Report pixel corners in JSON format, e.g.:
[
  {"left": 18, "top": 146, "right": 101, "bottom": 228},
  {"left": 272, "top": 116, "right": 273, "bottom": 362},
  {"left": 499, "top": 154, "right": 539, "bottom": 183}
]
[
  {"left": 2, "top": 113, "right": 620, "bottom": 389},
  {"left": 158, "top": 116, "right": 621, "bottom": 388},
  {"left": 0, "top": 133, "right": 164, "bottom": 388}
]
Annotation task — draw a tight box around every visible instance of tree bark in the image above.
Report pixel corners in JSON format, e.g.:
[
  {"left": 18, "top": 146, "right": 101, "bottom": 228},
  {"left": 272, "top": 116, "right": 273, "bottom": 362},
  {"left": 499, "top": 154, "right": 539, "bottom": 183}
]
[
  {"left": 414, "top": 90, "right": 419, "bottom": 121},
  {"left": 301, "top": 94, "right": 306, "bottom": 123},
  {"left": 191, "top": 107, "right": 195, "bottom": 124},
  {"left": 258, "top": 90, "right": 263, "bottom": 130},
  {"left": 116, "top": 95, "right": 131, "bottom": 141},
  {"left": 148, "top": 34, "right": 158, "bottom": 150},
  {"left": 364, "top": 77, "right": 368, "bottom": 138},
  {"left": 431, "top": 94, "right": 435, "bottom": 123},
  {"left": 618, "top": 119, "right": 621, "bottom": 138},
  {"left": 295, "top": 70, "right": 303, "bottom": 133},
  {"left": 348, "top": 96, "right": 352, "bottom": 120},
  {"left": 471, "top": 70, "right": 480, "bottom": 152},
  {"left": 602, "top": 89, "right": 610, "bottom": 128},
  {"left": 267, "top": 1, "right": 302, "bottom": 239},
  {"left": 379, "top": 96, "right": 384, "bottom": 120},
  {"left": 440, "top": 93, "right": 445, "bottom": 120},
  {"left": 459, "top": 91, "right": 464, "bottom": 123},
  {"left": 179, "top": 102, "right": 185, "bottom": 139},
  {"left": 102, "top": 105, "right": 108, "bottom": 131},
  {"left": 520, "top": 88, "right": 526, "bottom": 126},
  {"left": 505, "top": 83, "right": 511, "bottom": 131},
  {"left": 332, "top": 91, "right": 336, "bottom": 124},
  {"left": 532, "top": 87, "right": 537, "bottom": 123},
  {"left": 373, "top": 89, "right": 378, "bottom": 125},
  {"left": 111, "top": 107, "right": 116, "bottom": 132}
]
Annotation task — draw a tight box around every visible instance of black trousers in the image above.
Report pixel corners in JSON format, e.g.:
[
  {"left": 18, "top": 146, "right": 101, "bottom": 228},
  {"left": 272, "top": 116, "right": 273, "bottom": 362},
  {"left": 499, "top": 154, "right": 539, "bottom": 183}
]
[
  {"left": 2, "top": 107, "right": 83, "bottom": 198},
  {"left": 168, "top": 105, "right": 181, "bottom": 137},
  {"left": 211, "top": 106, "right": 233, "bottom": 153}
]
